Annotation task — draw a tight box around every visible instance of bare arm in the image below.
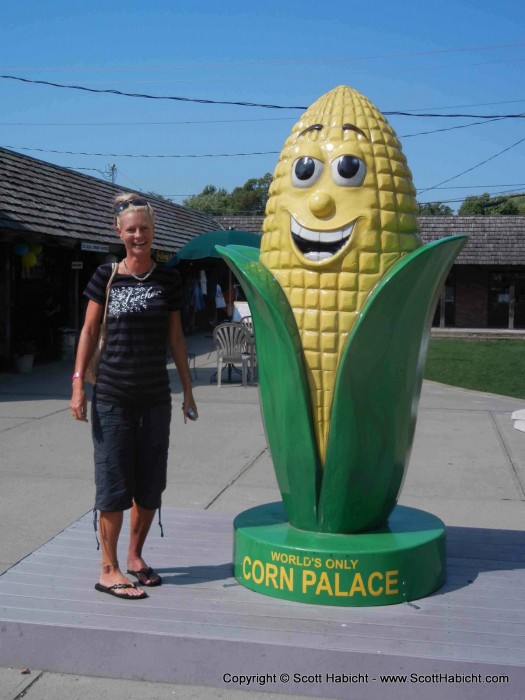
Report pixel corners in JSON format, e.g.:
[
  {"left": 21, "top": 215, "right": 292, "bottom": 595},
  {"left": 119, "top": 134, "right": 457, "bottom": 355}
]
[
  {"left": 70, "top": 300, "right": 104, "bottom": 421},
  {"left": 168, "top": 310, "right": 198, "bottom": 420}
]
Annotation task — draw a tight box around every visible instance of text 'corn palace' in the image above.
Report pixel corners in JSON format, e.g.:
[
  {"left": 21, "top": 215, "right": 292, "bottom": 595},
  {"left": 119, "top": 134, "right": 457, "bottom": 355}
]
[{"left": 260, "top": 85, "right": 422, "bottom": 461}]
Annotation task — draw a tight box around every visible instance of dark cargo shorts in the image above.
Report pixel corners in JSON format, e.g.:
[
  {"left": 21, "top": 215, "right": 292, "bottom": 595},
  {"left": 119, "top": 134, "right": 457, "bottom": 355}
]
[{"left": 91, "top": 397, "right": 171, "bottom": 512}]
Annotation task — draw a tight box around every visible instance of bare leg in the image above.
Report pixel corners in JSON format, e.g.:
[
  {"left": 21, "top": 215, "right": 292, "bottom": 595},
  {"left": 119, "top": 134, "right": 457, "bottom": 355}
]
[
  {"left": 99, "top": 510, "right": 145, "bottom": 597},
  {"left": 127, "top": 502, "right": 159, "bottom": 584}
]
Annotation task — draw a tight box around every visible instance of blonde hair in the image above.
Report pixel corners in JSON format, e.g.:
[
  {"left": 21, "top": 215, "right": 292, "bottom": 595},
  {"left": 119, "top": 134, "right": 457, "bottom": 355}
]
[{"left": 114, "top": 192, "right": 155, "bottom": 227}]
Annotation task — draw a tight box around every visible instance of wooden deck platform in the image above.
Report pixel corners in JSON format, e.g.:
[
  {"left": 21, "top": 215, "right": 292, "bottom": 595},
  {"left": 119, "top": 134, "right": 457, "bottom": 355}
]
[{"left": 0, "top": 508, "right": 524, "bottom": 699}]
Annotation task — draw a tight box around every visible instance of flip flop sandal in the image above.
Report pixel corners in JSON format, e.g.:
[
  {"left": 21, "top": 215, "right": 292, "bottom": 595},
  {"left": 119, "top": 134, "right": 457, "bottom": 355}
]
[
  {"left": 95, "top": 582, "right": 148, "bottom": 599},
  {"left": 127, "top": 567, "right": 162, "bottom": 587}
]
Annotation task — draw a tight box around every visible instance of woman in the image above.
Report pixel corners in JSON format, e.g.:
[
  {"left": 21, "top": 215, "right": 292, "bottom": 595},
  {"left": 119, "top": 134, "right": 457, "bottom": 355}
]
[{"left": 70, "top": 193, "right": 198, "bottom": 600}]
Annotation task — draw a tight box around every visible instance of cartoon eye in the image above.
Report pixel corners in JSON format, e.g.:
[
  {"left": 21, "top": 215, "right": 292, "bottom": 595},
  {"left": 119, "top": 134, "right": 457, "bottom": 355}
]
[
  {"left": 331, "top": 156, "right": 366, "bottom": 187},
  {"left": 292, "top": 157, "right": 324, "bottom": 188}
]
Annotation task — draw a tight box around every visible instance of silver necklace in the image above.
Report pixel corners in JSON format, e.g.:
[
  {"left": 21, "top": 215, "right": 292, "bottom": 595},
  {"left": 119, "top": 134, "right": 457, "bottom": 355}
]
[{"left": 122, "top": 259, "right": 157, "bottom": 282}]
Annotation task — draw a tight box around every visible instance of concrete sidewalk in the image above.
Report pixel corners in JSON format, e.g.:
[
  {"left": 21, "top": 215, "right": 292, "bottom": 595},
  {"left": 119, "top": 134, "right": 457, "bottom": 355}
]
[{"left": 1, "top": 334, "right": 524, "bottom": 699}]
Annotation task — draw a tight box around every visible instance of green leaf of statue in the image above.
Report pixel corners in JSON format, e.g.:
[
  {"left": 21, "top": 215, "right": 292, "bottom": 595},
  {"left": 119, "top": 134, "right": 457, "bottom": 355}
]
[
  {"left": 217, "top": 244, "right": 321, "bottom": 530},
  {"left": 318, "top": 236, "right": 467, "bottom": 533}
]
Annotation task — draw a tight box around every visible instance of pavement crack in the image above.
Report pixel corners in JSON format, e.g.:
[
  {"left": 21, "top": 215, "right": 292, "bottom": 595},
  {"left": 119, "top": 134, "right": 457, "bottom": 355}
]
[
  {"left": 13, "top": 670, "right": 45, "bottom": 699},
  {"left": 204, "top": 446, "right": 268, "bottom": 509},
  {"left": 0, "top": 420, "right": 36, "bottom": 433},
  {"left": 490, "top": 411, "right": 525, "bottom": 499},
  {"left": 0, "top": 407, "right": 71, "bottom": 433}
]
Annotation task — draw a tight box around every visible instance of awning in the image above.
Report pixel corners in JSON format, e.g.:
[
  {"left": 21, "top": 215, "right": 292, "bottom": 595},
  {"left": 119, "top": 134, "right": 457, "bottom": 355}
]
[{"left": 168, "top": 229, "right": 260, "bottom": 264}]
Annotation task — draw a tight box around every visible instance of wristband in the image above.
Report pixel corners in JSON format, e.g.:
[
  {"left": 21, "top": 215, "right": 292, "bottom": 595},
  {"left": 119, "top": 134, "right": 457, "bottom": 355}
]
[{"left": 72, "top": 372, "right": 84, "bottom": 381}]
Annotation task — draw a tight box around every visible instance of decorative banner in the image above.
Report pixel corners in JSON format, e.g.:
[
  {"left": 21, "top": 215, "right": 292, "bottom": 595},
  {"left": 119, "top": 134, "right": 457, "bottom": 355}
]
[
  {"left": 13, "top": 243, "right": 29, "bottom": 256},
  {"left": 21, "top": 252, "right": 38, "bottom": 268}
]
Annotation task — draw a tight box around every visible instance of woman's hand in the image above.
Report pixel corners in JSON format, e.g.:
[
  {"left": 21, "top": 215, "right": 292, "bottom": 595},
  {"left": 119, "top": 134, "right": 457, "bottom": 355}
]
[
  {"left": 182, "top": 392, "right": 198, "bottom": 422},
  {"left": 69, "top": 299, "right": 103, "bottom": 423},
  {"left": 168, "top": 311, "right": 198, "bottom": 423},
  {"left": 70, "top": 382, "right": 88, "bottom": 422}
]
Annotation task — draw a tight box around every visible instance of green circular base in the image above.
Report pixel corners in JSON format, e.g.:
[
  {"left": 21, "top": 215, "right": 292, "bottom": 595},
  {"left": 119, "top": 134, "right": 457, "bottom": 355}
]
[{"left": 234, "top": 502, "right": 446, "bottom": 606}]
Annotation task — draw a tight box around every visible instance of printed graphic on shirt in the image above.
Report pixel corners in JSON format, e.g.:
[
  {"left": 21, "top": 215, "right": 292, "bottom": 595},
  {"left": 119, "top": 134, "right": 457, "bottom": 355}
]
[{"left": 108, "top": 285, "right": 162, "bottom": 319}]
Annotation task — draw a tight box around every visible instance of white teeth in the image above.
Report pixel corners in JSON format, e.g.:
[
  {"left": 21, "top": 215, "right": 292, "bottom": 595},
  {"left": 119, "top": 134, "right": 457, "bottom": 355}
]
[
  {"left": 319, "top": 229, "right": 344, "bottom": 243},
  {"left": 305, "top": 251, "right": 334, "bottom": 262},
  {"left": 293, "top": 225, "right": 320, "bottom": 243},
  {"left": 291, "top": 216, "right": 355, "bottom": 261}
]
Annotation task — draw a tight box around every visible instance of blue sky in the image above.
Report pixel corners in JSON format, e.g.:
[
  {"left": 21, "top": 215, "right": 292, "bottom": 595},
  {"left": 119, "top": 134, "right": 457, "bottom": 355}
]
[{"left": 1, "top": 0, "right": 524, "bottom": 212}]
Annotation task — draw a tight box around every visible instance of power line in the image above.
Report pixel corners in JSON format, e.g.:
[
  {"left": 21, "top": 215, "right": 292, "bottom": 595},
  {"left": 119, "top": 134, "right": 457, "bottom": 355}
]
[
  {"left": 432, "top": 183, "right": 525, "bottom": 190},
  {"left": 3, "top": 144, "right": 279, "bottom": 158},
  {"left": 2, "top": 74, "right": 525, "bottom": 117},
  {"left": 2, "top": 40, "right": 524, "bottom": 72},
  {"left": 3, "top": 105, "right": 523, "bottom": 160},
  {"left": 417, "top": 136, "right": 525, "bottom": 195},
  {"left": 65, "top": 164, "right": 116, "bottom": 182},
  {"left": 175, "top": 186, "right": 525, "bottom": 199},
  {"left": 396, "top": 98, "right": 525, "bottom": 112},
  {"left": 0, "top": 114, "right": 519, "bottom": 138},
  {"left": 160, "top": 184, "right": 525, "bottom": 201},
  {"left": 0, "top": 116, "right": 512, "bottom": 135},
  {"left": 66, "top": 166, "right": 106, "bottom": 173},
  {"left": 0, "top": 118, "right": 512, "bottom": 141},
  {"left": 0, "top": 115, "right": 516, "bottom": 143},
  {"left": 3, "top": 100, "right": 525, "bottom": 128},
  {"left": 399, "top": 116, "right": 511, "bottom": 138},
  {"left": 0, "top": 75, "right": 306, "bottom": 110},
  {"left": 115, "top": 169, "right": 145, "bottom": 192},
  {"left": 419, "top": 189, "right": 525, "bottom": 206},
  {"left": 2, "top": 56, "right": 525, "bottom": 85},
  {"left": 392, "top": 111, "right": 525, "bottom": 119},
  {"left": 0, "top": 117, "right": 295, "bottom": 126}
]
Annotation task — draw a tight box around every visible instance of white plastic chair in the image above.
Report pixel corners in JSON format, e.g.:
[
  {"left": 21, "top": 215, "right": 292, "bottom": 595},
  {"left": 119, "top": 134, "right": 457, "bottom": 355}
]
[
  {"left": 213, "top": 323, "right": 252, "bottom": 387},
  {"left": 240, "top": 315, "right": 257, "bottom": 383},
  {"left": 240, "top": 315, "right": 254, "bottom": 335}
]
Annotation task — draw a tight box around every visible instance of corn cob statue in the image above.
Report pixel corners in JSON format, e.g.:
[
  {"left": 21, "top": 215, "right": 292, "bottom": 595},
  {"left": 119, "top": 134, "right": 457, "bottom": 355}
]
[
  {"left": 261, "top": 85, "right": 422, "bottom": 461},
  {"left": 219, "top": 86, "right": 466, "bottom": 606}
]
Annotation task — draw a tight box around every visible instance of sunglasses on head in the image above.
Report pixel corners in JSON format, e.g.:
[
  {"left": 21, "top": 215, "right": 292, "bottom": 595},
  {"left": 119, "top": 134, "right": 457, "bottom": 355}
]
[{"left": 114, "top": 198, "right": 149, "bottom": 215}]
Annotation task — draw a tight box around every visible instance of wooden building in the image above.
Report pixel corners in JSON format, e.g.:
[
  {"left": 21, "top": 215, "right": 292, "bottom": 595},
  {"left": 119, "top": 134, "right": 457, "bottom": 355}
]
[{"left": 0, "top": 147, "right": 218, "bottom": 367}]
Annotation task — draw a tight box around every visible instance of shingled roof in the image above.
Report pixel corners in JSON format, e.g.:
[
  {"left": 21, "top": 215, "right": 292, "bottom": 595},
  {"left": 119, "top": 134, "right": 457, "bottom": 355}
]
[
  {"left": 216, "top": 215, "right": 265, "bottom": 234},
  {"left": 216, "top": 215, "right": 525, "bottom": 265},
  {"left": 418, "top": 216, "right": 525, "bottom": 265},
  {"left": 0, "top": 147, "right": 218, "bottom": 253}
]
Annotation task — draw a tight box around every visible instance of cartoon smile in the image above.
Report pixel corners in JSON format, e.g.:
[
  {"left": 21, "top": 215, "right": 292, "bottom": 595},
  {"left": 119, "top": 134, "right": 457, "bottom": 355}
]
[{"left": 290, "top": 216, "right": 356, "bottom": 262}]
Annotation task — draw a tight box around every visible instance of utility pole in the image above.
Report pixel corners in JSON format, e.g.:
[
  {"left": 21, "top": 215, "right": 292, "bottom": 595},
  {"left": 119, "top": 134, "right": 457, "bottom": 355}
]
[{"left": 105, "top": 163, "right": 117, "bottom": 184}]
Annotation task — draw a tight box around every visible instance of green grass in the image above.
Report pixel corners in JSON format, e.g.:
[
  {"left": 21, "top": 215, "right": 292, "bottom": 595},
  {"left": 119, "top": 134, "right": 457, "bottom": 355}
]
[{"left": 424, "top": 339, "right": 525, "bottom": 399}]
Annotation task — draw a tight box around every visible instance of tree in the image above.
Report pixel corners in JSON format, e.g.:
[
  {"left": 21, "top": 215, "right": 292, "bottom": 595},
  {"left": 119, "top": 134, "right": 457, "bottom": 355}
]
[
  {"left": 418, "top": 202, "right": 453, "bottom": 215},
  {"left": 513, "top": 195, "right": 525, "bottom": 214},
  {"left": 458, "top": 192, "right": 521, "bottom": 216},
  {"left": 184, "top": 174, "right": 272, "bottom": 215},
  {"left": 229, "top": 173, "right": 273, "bottom": 214},
  {"left": 145, "top": 191, "right": 174, "bottom": 203},
  {"left": 182, "top": 185, "right": 232, "bottom": 214}
]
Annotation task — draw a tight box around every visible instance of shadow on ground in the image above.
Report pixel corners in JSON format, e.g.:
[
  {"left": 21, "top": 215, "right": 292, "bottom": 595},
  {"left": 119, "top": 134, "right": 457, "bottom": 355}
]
[{"left": 153, "top": 562, "right": 234, "bottom": 585}]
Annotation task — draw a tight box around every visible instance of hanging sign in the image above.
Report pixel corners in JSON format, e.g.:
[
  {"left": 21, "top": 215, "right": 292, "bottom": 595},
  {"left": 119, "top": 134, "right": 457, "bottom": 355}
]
[
  {"left": 81, "top": 242, "right": 110, "bottom": 253},
  {"left": 155, "top": 251, "right": 172, "bottom": 263}
]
